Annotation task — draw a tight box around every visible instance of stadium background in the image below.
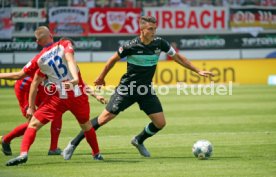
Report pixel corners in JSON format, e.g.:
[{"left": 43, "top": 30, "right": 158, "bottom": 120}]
[
  {"left": 0, "top": 1, "right": 276, "bottom": 177},
  {"left": 0, "top": 0, "right": 276, "bottom": 86}
]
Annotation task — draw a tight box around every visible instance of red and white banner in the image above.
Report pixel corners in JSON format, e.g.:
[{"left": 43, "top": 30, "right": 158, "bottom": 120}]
[
  {"left": 144, "top": 7, "right": 228, "bottom": 34},
  {"left": 0, "top": 8, "right": 12, "bottom": 39},
  {"left": 49, "top": 7, "right": 88, "bottom": 23},
  {"left": 12, "top": 8, "right": 46, "bottom": 23},
  {"left": 230, "top": 6, "right": 276, "bottom": 29},
  {"left": 49, "top": 23, "right": 89, "bottom": 36},
  {"left": 49, "top": 7, "right": 89, "bottom": 36},
  {"left": 89, "top": 8, "right": 141, "bottom": 34}
]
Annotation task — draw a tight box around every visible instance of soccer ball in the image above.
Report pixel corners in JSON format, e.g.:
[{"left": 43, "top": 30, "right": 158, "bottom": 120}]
[{"left": 192, "top": 140, "right": 213, "bottom": 160}]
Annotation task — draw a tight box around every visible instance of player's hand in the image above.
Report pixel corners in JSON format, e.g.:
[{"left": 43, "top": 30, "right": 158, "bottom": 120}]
[
  {"left": 63, "top": 82, "right": 71, "bottom": 90},
  {"left": 63, "top": 79, "right": 79, "bottom": 89},
  {"left": 95, "top": 95, "right": 108, "bottom": 104},
  {"left": 94, "top": 77, "right": 106, "bottom": 90},
  {"left": 198, "top": 71, "right": 215, "bottom": 77},
  {"left": 26, "top": 107, "right": 35, "bottom": 119},
  {"left": 69, "top": 79, "right": 79, "bottom": 86}
]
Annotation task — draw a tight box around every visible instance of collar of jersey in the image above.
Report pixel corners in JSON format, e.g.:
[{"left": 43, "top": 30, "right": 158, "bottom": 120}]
[
  {"left": 138, "top": 36, "right": 153, "bottom": 46},
  {"left": 44, "top": 42, "right": 54, "bottom": 48}
]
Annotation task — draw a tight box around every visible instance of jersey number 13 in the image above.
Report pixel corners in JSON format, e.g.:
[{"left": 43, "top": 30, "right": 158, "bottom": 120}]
[{"left": 48, "top": 56, "right": 68, "bottom": 79}]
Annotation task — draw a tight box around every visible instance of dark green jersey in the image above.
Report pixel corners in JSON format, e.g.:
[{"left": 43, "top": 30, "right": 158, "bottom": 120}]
[{"left": 117, "top": 36, "right": 171, "bottom": 86}]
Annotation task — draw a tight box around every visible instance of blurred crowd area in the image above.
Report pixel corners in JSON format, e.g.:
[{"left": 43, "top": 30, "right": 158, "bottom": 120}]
[
  {"left": 1, "top": 0, "right": 276, "bottom": 8},
  {"left": 2, "top": 0, "right": 276, "bottom": 35}
]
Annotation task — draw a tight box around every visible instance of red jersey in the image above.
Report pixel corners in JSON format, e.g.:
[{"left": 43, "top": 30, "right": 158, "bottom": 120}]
[
  {"left": 14, "top": 54, "right": 48, "bottom": 117},
  {"left": 14, "top": 76, "right": 46, "bottom": 117},
  {"left": 24, "top": 40, "right": 91, "bottom": 124},
  {"left": 14, "top": 76, "right": 32, "bottom": 91},
  {"left": 23, "top": 40, "right": 85, "bottom": 99}
]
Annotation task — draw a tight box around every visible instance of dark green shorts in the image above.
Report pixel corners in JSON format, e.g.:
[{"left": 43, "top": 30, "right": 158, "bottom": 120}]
[{"left": 106, "top": 90, "right": 163, "bottom": 115}]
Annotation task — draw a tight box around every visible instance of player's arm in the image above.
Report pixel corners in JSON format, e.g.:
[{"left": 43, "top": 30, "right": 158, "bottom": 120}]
[
  {"left": 85, "top": 85, "right": 108, "bottom": 104},
  {"left": 0, "top": 56, "right": 40, "bottom": 80},
  {"left": 94, "top": 52, "right": 121, "bottom": 86},
  {"left": 65, "top": 52, "right": 79, "bottom": 86},
  {"left": 26, "top": 72, "right": 45, "bottom": 119},
  {"left": 162, "top": 38, "right": 214, "bottom": 77},
  {"left": 172, "top": 53, "right": 199, "bottom": 73},
  {"left": 0, "top": 70, "right": 27, "bottom": 80},
  {"left": 171, "top": 53, "right": 214, "bottom": 77}
]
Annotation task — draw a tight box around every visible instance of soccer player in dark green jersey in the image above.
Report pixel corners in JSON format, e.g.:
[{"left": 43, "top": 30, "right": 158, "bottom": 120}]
[{"left": 63, "top": 16, "right": 214, "bottom": 159}]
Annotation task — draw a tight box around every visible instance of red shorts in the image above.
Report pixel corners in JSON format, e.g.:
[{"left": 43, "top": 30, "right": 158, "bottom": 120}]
[
  {"left": 14, "top": 83, "right": 48, "bottom": 118},
  {"left": 14, "top": 86, "right": 29, "bottom": 117},
  {"left": 34, "top": 93, "right": 90, "bottom": 125}
]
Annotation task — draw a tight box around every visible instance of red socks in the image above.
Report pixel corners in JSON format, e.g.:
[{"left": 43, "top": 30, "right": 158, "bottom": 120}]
[
  {"left": 84, "top": 128, "right": 100, "bottom": 156},
  {"left": 49, "top": 118, "right": 62, "bottom": 150},
  {"left": 3, "top": 118, "right": 62, "bottom": 151},
  {"left": 3, "top": 122, "right": 28, "bottom": 143},
  {"left": 20, "top": 127, "right": 37, "bottom": 154}
]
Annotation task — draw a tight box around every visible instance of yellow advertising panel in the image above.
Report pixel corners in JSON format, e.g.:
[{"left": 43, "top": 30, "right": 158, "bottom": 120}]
[
  {"left": 78, "top": 59, "right": 276, "bottom": 86},
  {"left": 0, "top": 67, "right": 21, "bottom": 87},
  {"left": 78, "top": 61, "right": 127, "bottom": 86}
]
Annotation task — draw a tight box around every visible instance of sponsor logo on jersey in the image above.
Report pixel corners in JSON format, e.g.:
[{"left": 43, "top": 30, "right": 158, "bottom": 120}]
[
  {"left": 41, "top": 47, "right": 60, "bottom": 62},
  {"left": 118, "top": 47, "right": 123, "bottom": 54},
  {"left": 154, "top": 48, "right": 161, "bottom": 54}
]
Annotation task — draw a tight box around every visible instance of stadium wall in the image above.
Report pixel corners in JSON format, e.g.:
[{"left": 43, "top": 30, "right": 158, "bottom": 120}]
[
  {"left": 0, "top": 59, "right": 275, "bottom": 87},
  {"left": 78, "top": 59, "right": 276, "bottom": 85},
  {"left": 1, "top": 48, "right": 276, "bottom": 64}
]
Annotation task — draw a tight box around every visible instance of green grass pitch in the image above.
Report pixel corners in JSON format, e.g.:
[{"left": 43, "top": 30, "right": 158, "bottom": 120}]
[{"left": 0, "top": 85, "right": 276, "bottom": 177}]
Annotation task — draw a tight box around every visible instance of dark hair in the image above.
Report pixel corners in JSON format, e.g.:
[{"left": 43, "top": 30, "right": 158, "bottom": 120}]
[
  {"left": 139, "top": 16, "right": 157, "bottom": 30},
  {"left": 140, "top": 16, "right": 157, "bottom": 24}
]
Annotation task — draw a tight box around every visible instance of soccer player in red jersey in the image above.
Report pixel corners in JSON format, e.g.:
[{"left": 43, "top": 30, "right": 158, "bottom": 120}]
[
  {"left": 0, "top": 60, "right": 63, "bottom": 156},
  {"left": 5, "top": 26, "right": 103, "bottom": 166}
]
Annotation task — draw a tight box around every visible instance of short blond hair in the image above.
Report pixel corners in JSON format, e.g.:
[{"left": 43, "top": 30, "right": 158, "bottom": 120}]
[
  {"left": 139, "top": 16, "right": 157, "bottom": 29},
  {"left": 34, "top": 26, "right": 51, "bottom": 41}
]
